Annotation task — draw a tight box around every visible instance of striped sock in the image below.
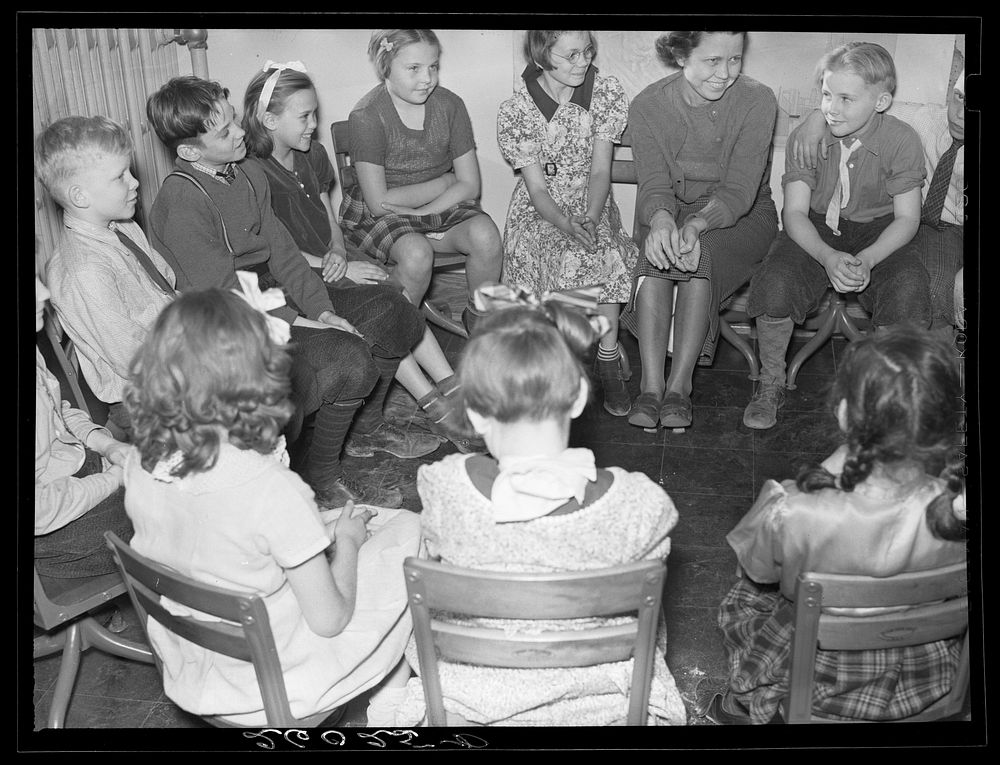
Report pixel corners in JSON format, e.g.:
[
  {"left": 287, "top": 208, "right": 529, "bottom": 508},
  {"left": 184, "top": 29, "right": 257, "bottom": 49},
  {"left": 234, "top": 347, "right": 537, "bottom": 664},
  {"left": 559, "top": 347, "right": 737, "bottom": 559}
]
[
  {"left": 302, "top": 399, "right": 362, "bottom": 486},
  {"left": 596, "top": 343, "right": 620, "bottom": 362}
]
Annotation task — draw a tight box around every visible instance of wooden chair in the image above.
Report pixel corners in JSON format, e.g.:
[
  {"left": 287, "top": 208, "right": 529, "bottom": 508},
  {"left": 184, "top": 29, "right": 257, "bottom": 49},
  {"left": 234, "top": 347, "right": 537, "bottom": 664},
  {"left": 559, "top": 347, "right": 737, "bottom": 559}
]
[
  {"left": 612, "top": 131, "right": 761, "bottom": 380},
  {"left": 33, "top": 310, "right": 154, "bottom": 729},
  {"left": 784, "top": 562, "right": 970, "bottom": 723},
  {"left": 403, "top": 557, "right": 666, "bottom": 726},
  {"left": 105, "top": 531, "right": 345, "bottom": 728},
  {"left": 330, "top": 119, "right": 469, "bottom": 339}
]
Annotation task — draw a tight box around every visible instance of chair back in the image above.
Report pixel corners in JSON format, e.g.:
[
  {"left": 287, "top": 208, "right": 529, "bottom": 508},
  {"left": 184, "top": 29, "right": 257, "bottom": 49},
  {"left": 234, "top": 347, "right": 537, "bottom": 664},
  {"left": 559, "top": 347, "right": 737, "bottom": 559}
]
[
  {"left": 786, "top": 561, "right": 970, "bottom": 723},
  {"left": 330, "top": 119, "right": 359, "bottom": 196},
  {"left": 40, "top": 305, "right": 110, "bottom": 426},
  {"left": 105, "top": 531, "right": 333, "bottom": 728},
  {"left": 403, "top": 556, "right": 666, "bottom": 726}
]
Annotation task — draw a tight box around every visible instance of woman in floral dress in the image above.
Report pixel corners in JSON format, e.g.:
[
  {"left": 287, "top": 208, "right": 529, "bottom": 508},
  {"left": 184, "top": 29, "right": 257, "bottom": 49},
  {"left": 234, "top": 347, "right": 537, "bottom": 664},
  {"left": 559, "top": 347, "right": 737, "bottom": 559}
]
[{"left": 497, "top": 30, "right": 638, "bottom": 416}]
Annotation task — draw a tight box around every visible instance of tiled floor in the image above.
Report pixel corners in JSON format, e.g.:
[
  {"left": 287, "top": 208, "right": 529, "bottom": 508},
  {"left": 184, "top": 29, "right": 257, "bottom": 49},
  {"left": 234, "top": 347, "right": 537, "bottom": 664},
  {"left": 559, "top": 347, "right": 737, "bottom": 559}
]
[{"left": 32, "top": 274, "right": 854, "bottom": 732}]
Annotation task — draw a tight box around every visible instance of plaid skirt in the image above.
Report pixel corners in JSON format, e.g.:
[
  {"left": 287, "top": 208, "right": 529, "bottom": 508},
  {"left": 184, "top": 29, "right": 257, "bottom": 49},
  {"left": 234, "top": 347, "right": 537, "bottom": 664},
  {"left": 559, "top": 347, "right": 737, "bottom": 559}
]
[
  {"left": 621, "top": 193, "right": 777, "bottom": 363},
  {"left": 718, "top": 577, "right": 962, "bottom": 724},
  {"left": 339, "top": 183, "right": 484, "bottom": 265}
]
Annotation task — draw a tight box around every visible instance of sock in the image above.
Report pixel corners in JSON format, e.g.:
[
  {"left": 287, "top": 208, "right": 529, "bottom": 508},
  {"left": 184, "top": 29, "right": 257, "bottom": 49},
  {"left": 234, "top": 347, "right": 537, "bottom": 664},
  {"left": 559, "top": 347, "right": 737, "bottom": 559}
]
[
  {"left": 596, "top": 343, "right": 620, "bottom": 362},
  {"left": 755, "top": 315, "right": 795, "bottom": 387},
  {"left": 352, "top": 355, "right": 399, "bottom": 434},
  {"left": 302, "top": 399, "right": 362, "bottom": 487},
  {"left": 435, "top": 373, "right": 460, "bottom": 399},
  {"left": 366, "top": 686, "right": 408, "bottom": 728}
]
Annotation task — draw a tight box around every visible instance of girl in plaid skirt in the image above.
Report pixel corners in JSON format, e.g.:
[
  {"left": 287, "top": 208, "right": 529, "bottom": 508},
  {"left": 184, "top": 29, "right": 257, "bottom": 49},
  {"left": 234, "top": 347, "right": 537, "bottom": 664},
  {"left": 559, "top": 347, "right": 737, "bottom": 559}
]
[
  {"left": 341, "top": 29, "right": 503, "bottom": 336},
  {"left": 713, "top": 326, "right": 967, "bottom": 724}
]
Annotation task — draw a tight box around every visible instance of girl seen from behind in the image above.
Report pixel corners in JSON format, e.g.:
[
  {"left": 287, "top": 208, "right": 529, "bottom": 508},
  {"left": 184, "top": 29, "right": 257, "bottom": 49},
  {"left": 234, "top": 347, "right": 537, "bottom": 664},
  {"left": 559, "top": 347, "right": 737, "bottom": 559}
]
[
  {"left": 497, "top": 30, "right": 639, "bottom": 418},
  {"left": 241, "top": 61, "right": 483, "bottom": 453},
  {"left": 341, "top": 29, "right": 504, "bottom": 336},
  {"left": 391, "top": 285, "right": 688, "bottom": 726},
  {"left": 122, "top": 289, "right": 419, "bottom": 726},
  {"left": 713, "top": 326, "right": 967, "bottom": 724}
]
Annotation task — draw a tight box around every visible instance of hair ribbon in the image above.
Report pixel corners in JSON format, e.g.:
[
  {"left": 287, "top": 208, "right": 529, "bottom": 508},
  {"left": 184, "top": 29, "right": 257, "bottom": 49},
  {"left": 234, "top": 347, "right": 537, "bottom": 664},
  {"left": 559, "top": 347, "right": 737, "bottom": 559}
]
[
  {"left": 256, "top": 60, "right": 308, "bottom": 120},
  {"left": 233, "top": 270, "right": 291, "bottom": 345},
  {"left": 473, "top": 282, "right": 611, "bottom": 338}
]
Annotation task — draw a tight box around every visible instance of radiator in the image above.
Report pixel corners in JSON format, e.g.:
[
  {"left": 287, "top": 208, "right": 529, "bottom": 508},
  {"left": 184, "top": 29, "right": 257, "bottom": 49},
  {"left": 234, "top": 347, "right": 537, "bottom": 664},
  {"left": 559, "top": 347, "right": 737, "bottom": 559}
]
[{"left": 31, "top": 28, "right": 189, "bottom": 269}]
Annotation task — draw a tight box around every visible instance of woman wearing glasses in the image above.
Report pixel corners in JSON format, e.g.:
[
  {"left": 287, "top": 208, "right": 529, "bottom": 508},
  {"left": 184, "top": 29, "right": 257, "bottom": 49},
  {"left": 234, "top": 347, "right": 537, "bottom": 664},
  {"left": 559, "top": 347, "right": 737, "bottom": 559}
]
[
  {"left": 497, "top": 30, "right": 638, "bottom": 417},
  {"left": 622, "top": 31, "right": 778, "bottom": 431}
]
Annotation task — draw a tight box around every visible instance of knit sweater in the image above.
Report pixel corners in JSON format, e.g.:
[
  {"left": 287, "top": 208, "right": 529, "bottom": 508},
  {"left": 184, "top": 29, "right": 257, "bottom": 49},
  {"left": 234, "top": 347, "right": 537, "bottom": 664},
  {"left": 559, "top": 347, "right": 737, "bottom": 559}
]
[
  {"left": 628, "top": 71, "right": 777, "bottom": 232},
  {"left": 149, "top": 158, "right": 334, "bottom": 325}
]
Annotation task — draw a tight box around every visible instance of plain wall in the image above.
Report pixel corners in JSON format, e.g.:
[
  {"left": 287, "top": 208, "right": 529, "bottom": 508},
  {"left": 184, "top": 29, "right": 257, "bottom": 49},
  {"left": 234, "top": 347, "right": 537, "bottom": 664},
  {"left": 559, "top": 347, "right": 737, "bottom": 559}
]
[{"left": 175, "top": 28, "right": 961, "bottom": 236}]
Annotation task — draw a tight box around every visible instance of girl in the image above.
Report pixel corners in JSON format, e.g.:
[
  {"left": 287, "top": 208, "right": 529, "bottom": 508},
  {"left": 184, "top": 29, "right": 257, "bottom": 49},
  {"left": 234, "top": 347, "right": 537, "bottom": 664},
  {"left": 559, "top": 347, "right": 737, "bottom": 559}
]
[
  {"left": 340, "top": 29, "right": 504, "bottom": 336},
  {"left": 497, "top": 30, "right": 638, "bottom": 417},
  {"left": 623, "top": 31, "right": 778, "bottom": 430},
  {"left": 391, "top": 284, "right": 688, "bottom": 726},
  {"left": 241, "top": 61, "right": 482, "bottom": 453},
  {"left": 122, "top": 288, "right": 420, "bottom": 726},
  {"left": 713, "top": 326, "right": 967, "bottom": 724}
]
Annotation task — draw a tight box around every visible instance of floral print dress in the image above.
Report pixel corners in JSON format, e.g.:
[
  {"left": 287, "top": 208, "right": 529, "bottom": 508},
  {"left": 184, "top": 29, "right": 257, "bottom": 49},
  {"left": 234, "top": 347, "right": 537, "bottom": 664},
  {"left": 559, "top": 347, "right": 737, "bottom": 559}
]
[{"left": 497, "top": 73, "right": 638, "bottom": 303}]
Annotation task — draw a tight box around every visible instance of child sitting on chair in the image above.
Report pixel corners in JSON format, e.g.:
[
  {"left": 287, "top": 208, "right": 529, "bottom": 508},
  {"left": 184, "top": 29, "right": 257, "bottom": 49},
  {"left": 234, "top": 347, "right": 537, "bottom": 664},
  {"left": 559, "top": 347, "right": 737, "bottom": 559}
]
[
  {"left": 391, "top": 284, "right": 688, "bottom": 726},
  {"left": 122, "top": 288, "right": 420, "bottom": 727},
  {"left": 34, "top": 268, "right": 133, "bottom": 579},
  {"left": 240, "top": 60, "right": 482, "bottom": 453},
  {"left": 712, "top": 326, "right": 967, "bottom": 724},
  {"left": 743, "top": 42, "right": 932, "bottom": 431}
]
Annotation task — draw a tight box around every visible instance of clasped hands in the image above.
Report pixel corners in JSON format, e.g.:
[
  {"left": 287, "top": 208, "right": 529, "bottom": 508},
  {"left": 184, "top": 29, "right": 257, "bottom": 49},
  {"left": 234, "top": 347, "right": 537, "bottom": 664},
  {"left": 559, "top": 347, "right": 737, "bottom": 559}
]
[
  {"left": 822, "top": 249, "right": 871, "bottom": 293},
  {"left": 644, "top": 212, "right": 701, "bottom": 272}
]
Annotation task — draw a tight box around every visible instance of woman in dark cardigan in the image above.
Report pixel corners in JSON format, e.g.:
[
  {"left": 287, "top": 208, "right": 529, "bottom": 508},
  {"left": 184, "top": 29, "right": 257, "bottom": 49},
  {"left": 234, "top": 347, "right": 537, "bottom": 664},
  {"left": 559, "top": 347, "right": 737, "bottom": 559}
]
[{"left": 622, "top": 31, "right": 778, "bottom": 429}]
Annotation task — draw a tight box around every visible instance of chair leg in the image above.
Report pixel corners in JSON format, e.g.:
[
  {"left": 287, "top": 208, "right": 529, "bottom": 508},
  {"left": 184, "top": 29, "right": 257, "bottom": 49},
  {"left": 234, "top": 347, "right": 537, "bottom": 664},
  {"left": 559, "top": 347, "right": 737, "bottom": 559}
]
[
  {"left": 719, "top": 320, "right": 759, "bottom": 381},
  {"left": 786, "top": 306, "right": 839, "bottom": 390},
  {"left": 79, "top": 616, "right": 154, "bottom": 663},
  {"left": 836, "top": 311, "right": 865, "bottom": 341},
  {"left": 421, "top": 300, "right": 469, "bottom": 340},
  {"left": 34, "top": 630, "right": 67, "bottom": 659},
  {"left": 47, "top": 622, "right": 83, "bottom": 729}
]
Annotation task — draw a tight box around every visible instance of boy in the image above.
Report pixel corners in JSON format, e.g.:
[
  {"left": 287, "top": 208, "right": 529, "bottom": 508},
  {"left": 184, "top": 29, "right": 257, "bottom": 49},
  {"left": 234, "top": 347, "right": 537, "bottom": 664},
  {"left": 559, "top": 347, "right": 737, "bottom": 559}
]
[
  {"left": 35, "top": 116, "right": 176, "bottom": 435},
  {"left": 743, "top": 42, "right": 931, "bottom": 430},
  {"left": 34, "top": 268, "right": 134, "bottom": 578},
  {"left": 145, "top": 76, "right": 438, "bottom": 508}
]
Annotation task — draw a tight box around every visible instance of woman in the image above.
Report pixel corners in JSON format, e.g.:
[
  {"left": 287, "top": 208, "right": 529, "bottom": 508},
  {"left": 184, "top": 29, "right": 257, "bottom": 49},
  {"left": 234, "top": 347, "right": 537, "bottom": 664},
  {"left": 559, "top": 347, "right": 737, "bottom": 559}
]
[{"left": 623, "top": 31, "right": 778, "bottom": 429}]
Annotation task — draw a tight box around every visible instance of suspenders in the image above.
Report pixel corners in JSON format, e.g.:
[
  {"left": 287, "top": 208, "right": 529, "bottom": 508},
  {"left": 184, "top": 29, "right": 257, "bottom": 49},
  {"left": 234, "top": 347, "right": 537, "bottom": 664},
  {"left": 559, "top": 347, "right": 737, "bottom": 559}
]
[{"left": 164, "top": 166, "right": 259, "bottom": 254}]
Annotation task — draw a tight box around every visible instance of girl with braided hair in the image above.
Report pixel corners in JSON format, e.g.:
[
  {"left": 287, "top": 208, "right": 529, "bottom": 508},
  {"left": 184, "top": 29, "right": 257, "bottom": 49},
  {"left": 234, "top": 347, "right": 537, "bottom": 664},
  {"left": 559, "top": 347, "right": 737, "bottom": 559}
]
[{"left": 711, "top": 326, "right": 967, "bottom": 724}]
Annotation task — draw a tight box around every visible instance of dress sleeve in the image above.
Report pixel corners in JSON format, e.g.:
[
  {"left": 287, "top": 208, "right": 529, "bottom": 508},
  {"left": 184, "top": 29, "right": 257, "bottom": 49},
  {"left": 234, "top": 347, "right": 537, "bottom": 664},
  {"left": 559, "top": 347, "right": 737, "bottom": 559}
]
[
  {"left": 348, "top": 105, "right": 388, "bottom": 167},
  {"left": 591, "top": 76, "right": 628, "bottom": 144},
  {"left": 724, "top": 479, "right": 790, "bottom": 584},
  {"left": 311, "top": 143, "right": 337, "bottom": 194},
  {"left": 257, "top": 468, "right": 331, "bottom": 570},
  {"left": 496, "top": 93, "right": 544, "bottom": 170},
  {"left": 447, "top": 94, "right": 477, "bottom": 160}
]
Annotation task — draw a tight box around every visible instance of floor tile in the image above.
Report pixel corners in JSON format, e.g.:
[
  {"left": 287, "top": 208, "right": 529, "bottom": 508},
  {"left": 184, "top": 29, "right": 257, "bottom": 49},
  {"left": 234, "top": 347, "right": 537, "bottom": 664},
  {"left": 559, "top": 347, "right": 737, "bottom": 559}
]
[
  {"left": 661, "top": 446, "right": 756, "bottom": 499},
  {"left": 753, "top": 409, "right": 841, "bottom": 456},
  {"left": 667, "top": 492, "right": 749, "bottom": 548},
  {"left": 663, "top": 545, "right": 740, "bottom": 610}
]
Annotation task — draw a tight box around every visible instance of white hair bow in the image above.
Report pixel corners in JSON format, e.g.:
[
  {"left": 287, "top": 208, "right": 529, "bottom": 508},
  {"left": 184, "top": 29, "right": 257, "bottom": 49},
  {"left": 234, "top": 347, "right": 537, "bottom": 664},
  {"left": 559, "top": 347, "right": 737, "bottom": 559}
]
[
  {"left": 256, "top": 60, "right": 308, "bottom": 120},
  {"left": 233, "top": 270, "right": 291, "bottom": 346}
]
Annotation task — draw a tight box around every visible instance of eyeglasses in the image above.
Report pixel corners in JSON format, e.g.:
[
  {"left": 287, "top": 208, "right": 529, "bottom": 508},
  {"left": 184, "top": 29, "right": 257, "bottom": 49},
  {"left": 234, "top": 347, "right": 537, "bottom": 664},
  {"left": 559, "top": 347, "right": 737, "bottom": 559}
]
[{"left": 550, "top": 46, "right": 595, "bottom": 66}]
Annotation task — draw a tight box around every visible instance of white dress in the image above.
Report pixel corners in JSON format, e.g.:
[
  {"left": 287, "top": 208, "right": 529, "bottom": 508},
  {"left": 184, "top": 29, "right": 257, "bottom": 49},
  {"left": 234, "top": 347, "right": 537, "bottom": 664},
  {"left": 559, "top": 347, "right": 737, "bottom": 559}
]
[{"left": 124, "top": 441, "right": 420, "bottom": 726}]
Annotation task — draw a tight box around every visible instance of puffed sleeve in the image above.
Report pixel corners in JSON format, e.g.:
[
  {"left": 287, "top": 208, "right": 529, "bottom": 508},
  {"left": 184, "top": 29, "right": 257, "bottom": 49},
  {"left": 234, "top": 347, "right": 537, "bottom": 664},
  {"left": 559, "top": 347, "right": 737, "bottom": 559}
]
[
  {"left": 590, "top": 75, "right": 628, "bottom": 144},
  {"left": 310, "top": 142, "right": 337, "bottom": 195},
  {"left": 348, "top": 105, "right": 388, "bottom": 167},
  {"left": 497, "top": 91, "right": 545, "bottom": 170},
  {"left": 256, "top": 469, "right": 331, "bottom": 570},
  {"left": 724, "top": 479, "right": 791, "bottom": 584},
  {"left": 884, "top": 119, "right": 927, "bottom": 197}
]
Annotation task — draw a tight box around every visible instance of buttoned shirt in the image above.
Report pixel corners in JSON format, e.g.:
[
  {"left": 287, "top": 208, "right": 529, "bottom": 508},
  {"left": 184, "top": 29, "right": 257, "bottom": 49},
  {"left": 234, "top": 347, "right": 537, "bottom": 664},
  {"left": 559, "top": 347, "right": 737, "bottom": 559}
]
[
  {"left": 783, "top": 112, "right": 926, "bottom": 223},
  {"left": 35, "top": 348, "right": 120, "bottom": 534},
  {"left": 45, "top": 215, "right": 177, "bottom": 404}
]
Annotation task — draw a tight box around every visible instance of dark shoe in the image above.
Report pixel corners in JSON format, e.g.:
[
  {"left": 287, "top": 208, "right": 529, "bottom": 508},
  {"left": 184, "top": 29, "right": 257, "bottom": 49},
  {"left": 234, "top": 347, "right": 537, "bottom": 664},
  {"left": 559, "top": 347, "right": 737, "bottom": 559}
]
[
  {"left": 418, "top": 388, "right": 486, "bottom": 454},
  {"left": 743, "top": 382, "right": 785, "bottom": 430},
  {"left": 312, "top": 474, "right": 403, "bottom": 510},
  {"left": 595, "top": 345, "right": 633, "bottom": 417},
  {"left": 462, "top": 305, "right": 486, "bottom": 337},
  {"left": 659, "top": 391, "right": 692, "bottom": 428},
  {"left": 627, "top": 392, "right": 660, "bottom": 429},
  {"left": 345, "top": 420, "right": 444, "bottom": 458},
  {"left": 702, "top": 693, "right": 752, "bottom": 726}
]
